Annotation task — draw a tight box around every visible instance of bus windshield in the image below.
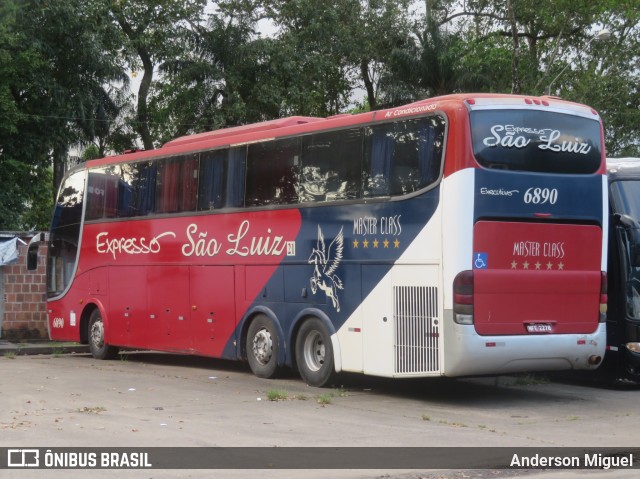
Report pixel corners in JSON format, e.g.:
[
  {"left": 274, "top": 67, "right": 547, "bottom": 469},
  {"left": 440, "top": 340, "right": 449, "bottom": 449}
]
[
  {"left": 470, "top": 109, "right": 601, "bottom": 173},
  {"left": 611, "top": 180, "right": 640, "bottom": 221},
  {"left": 47, "top": 170, "right": 86, "bottom": 298},
  {"left": 611, "top": 179, "right": 640, "bottom": 319}
]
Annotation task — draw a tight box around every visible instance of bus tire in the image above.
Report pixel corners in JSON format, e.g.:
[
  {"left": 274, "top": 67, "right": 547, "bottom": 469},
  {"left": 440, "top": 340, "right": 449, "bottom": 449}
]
[
  {"left": 88, "top": 309, "right": 119, "bottom": 360},
  {"left": 246, "top": 314, "right": 280, "bottom": 379},
  {"left": 295, "top": 318, "right": 336, "bottom": 387}
]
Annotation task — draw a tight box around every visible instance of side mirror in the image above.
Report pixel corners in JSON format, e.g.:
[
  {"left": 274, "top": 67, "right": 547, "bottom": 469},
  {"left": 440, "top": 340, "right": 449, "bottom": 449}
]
[{"left": 26, "top": 233, "right": 44, "bottom": 271}]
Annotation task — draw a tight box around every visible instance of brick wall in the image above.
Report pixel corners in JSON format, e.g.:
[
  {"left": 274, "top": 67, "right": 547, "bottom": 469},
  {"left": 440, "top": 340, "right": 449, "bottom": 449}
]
[{"left": 1, "top": 234, "right": 48, "bottom": 340}]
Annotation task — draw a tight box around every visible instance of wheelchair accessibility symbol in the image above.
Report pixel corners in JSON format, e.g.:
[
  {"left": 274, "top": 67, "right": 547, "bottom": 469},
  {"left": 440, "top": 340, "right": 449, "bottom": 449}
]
[{"left": 474, "top": 252, "right": 488, "bottom": 269}]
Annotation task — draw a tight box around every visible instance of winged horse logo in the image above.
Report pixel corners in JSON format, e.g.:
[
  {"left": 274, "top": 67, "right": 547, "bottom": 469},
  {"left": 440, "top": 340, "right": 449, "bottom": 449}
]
[{"left": 308, "top": 226, "right": 344, "bottom": 312}]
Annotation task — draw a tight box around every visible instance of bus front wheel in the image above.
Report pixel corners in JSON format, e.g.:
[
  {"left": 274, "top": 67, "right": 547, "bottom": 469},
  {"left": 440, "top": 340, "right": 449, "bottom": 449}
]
[
  {"left": 295, "top": 318, "right": 336, "bottom": 387},
  {"left": 88, "top": 309, "right": 119, "bottom": 360},
  {"left": 246, "top": 314, "right": 280, "bottom": 379}
]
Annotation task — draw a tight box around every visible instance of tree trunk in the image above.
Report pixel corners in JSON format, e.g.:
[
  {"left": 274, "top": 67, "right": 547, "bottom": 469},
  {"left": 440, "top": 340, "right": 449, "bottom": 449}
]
[
  {"left": 507, "top": 0, "right": 521, "bottom": 94},
  {"left": 115, "top": 14, "right": 155, "bottom": 151},
  {"left": 360, "top": 59, "right": 376, "bottom": 110},
  {"left": 136, "top": 49, "right": 155, "bottom": 150},
  {"left": 52, "top": 143, "right": 67, "bottom": 202}
]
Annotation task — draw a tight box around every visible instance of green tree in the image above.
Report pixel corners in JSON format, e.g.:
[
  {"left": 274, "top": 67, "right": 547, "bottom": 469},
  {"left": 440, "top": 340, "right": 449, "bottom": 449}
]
[
  {"left": 76, "top": 85, "right": 138, "bottom": 159},
  {"left": 425, "top": 0, "right": 601, "bottom": 95},
  {"left": 347, "top": 0, "right": 413, "bottom": 110},
  {"left": 0, "top": 1, "right": 53, "bottom": 229},
  {"left": 386, "top": 19, "right": 467, "bottom": 102},
  {"left": 108, "top": 0, "right": 207, "bottom": 149},
  {"left": 380, "top": 0, "right": 639, "bottom": 157},
  {"left": 0, "top": 0, "right": 129, "bottom": 229},
  {"left": 150, "top": 7, "right": 264, "bottom": 141},
  {"left": 257, "top": 0, "right": 358, "bottom": 116},
  {"left": 201, "top": 0, "right": 414, "bottom": 116},
  {"left": 569, "top": 4, "right": 640, "bottom": 156}
]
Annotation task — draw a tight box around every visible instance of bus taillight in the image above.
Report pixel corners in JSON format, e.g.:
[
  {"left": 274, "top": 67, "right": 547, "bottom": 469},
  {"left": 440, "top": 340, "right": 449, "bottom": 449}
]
[
  {"left": 600, "top": 271, "right": 607, "bottom": 322},
  {"left": 453, "top": 270, "right": 474, "bottom": 325}
]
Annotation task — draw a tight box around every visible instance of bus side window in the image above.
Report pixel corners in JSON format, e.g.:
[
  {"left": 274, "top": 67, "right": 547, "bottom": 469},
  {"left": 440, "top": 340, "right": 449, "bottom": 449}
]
[
  {"left": 364, "top": 124, "right": 394, "bottom": 197},
  {"left": 227, "top": 146, "right": 246, "bottom": 208},
  {"left": 117, "top": 162, "right": 156, "bottom": 217},
  {"left": 420, "top": 116, "right": 446, "bottom": 187},
  {"left": 86, "top": 172, "right": 106, "bottom": 220},
  {"left": 180, "top": 154, "right": 198, "bottom": 212},
  {"left": 300, "top": 128, "right": 362, "bottom": 203},
  {"left": 198, "top": 149, "right": 228, "bottom": 211},
  {"left": 86, "top": 167, "right": 122, "bottom": 220},
  {"left": 364, "top": 116, "right": 445, "bottom": 198},
  {"left": 246, "top": 138, "right": 300, "bottom": 207},
  {"left": 156, "top": 155, "right": 198, "bottom": 214},
  {"left": 391, "top": 118, "right": 443, "bottom": 195}
]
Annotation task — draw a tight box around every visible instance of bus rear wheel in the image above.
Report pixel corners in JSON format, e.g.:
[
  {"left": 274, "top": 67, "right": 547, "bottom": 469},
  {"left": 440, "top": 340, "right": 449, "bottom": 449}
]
[
  {"left": 88, "top": 309, "right": 119, "bottom": 360},
  {"left": 295, "top": 318, "right": 336, "bottom": 387},
  {"left": 246, "top": 314, "right": 280, "bottom": 379}
]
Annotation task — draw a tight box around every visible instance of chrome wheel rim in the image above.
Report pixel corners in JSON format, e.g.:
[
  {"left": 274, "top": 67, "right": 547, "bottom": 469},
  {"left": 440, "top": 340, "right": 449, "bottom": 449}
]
[
  {"left": 303, "top": 331, "right": 325, "bottom": 372},
  {"left": 90, "top": 320, "right": 105, "bottom": 349},
  {"left": 252, "top": 328, "right": 273, "bottom": 365}
]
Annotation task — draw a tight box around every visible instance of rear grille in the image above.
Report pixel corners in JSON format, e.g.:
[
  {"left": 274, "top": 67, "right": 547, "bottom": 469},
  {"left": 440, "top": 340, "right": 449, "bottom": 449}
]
[{"left": 394, "top": 286, "right": 440, "bottom": 374}]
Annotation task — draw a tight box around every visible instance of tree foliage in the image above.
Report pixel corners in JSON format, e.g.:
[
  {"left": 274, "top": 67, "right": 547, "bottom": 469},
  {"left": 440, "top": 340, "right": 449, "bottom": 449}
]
[{"left": 108, "top": 0, "right": 207, "bottom": 149}]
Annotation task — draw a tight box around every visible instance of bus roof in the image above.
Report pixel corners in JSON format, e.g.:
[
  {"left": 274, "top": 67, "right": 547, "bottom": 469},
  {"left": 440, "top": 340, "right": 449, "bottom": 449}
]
[
  {"left": 86, "top": 93, "right": 600, "bottom": 169},
  {"left": 163, "top": 116, "right": 325, "bottom": 148}
]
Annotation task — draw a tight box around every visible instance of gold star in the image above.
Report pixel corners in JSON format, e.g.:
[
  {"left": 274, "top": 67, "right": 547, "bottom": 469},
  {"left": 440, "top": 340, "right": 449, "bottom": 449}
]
[
  {"left": 393, "top": 239, "right": 400, "bottom": 248},
  {"left": 535, "top": 262, "right": 541, "bottom": 270},
  {"left": 373, "top": 239, "right": 379, "bottom": 248},
  {"left": 353, "top": 239, "right": 359, "bottom": 248},
  {"left": 546, "top": 262, "right": 553, "bottom": 270},
  {"left": 383, "top": 239, "right": 390, "bottom": 248},
  {"left": 363, "top": 239, "right": 369, "bottom": 248},
  {"left": 511, "top": 260, "right": 518, "bottom": 269},
  {"left": 558, "top": 262, "right": 564, "bottom": 270},
  {"left": 523, "top": 261, "right": 529, "bottom": 270}
]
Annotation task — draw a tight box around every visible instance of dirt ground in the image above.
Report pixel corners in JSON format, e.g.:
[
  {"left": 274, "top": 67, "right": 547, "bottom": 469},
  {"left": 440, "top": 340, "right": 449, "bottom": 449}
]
[{"left": 1, "top": 352, "right": 638, "bottom": 479}]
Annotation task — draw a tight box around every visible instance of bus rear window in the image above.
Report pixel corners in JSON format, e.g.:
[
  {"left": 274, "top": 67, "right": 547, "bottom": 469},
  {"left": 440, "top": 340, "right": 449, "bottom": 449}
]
[{"left": 470, "top": 109, "right": 601, "bottom": 174}]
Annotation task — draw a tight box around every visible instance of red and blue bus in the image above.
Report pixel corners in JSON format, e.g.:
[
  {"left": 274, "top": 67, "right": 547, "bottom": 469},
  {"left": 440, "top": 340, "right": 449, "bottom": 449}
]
[{"left": 29, "top": 94, "right": 608, "bottom": 387}]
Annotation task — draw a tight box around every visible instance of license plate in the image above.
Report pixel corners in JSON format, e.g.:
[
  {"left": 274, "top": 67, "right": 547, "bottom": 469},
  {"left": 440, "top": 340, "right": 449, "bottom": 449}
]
[{"left": 526, "top": 323, "right": 553, "bottom": 333}]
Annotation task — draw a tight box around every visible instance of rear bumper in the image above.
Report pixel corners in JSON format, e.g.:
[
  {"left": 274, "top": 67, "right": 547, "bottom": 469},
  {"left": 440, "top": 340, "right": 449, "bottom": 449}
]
[{"left": 443, "top": 311, "right": 606, "bottom": 376}]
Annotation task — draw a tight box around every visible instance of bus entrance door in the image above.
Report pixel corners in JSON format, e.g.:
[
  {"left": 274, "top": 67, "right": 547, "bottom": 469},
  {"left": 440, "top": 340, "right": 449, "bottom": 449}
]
[
  {"left": 190, "top": 266, "right": 236, "bottom": 357},
  {"left": 147, "top": 265, "right": 191, "bottom": 351}
]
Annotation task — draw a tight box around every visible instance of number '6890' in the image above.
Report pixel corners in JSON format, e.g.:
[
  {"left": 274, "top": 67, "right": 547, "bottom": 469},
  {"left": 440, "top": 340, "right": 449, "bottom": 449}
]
[{"left": 524, "top": 187, "right": 558, "bottom": 205}]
